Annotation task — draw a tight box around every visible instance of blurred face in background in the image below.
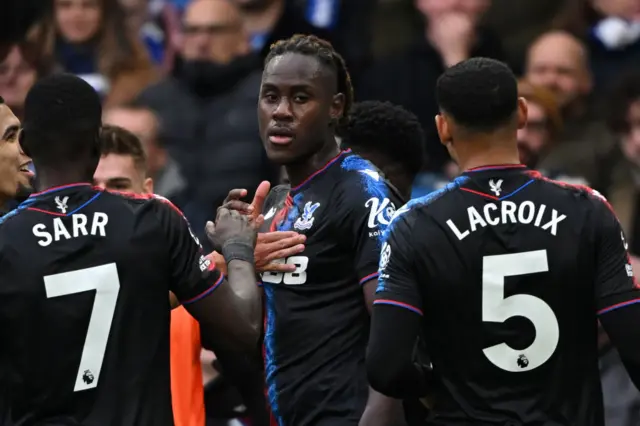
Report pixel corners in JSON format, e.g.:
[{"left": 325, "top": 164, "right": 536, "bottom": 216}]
[
  {"left": 415, "top": 0, "right": 490, "bottom": 23},
  {"left": 181, "top": 0, "right": 249, "bottom": 63},
  {"left": 102, "top": 107, "right": 166, "bottom": 178},
  {"left": 0, "top": 46, "right": 37, "bottom": 113},
  {"left": 55, "top": 0, "right": 103, "bottom": 43},
  {"left": 517, "top": 101, "right": 550, "bottom": 167},
  {"left": 119, "top": 0, "right": 149, "bottom": 34},
  {"left": 592, "top": 0, "right": 640, "bottom": 20},
  {"left": 526, "top": 32, "right": 591, "bottom": 110},
  {"left": 620, "top": 99, "right": 640, "bottom": 168}
]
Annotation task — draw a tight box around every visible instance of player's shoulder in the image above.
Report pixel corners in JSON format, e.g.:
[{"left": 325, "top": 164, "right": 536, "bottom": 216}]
[
  {"left": 104, "top": 190, "right": 180, "bottom": 211},
  {"left": 263, "top": 183, "right": 291, "bottom": 215},
  {"left": 337, "top": 153, "right": 400, "bottom": 201},
  {"left": 394, "top": 177, "right": 463, "bottom": 218},
  {"left": 533, "top": 173, "right": 610, "bottom": 210}
]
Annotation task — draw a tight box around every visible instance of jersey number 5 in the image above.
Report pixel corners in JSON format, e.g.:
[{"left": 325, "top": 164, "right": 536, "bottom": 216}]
[
  {"left": 482, "top": 250, "right": 559, "bottom": 372},
  {"left": 262, "top": 256, "right": 309, "bottom": 285},
  {"left": 44, "top": 263, "right": 120, "bottom": 392}
]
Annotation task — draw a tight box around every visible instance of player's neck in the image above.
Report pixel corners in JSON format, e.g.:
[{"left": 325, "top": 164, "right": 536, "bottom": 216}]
[
  {"left": 285, "top": 139, "right": 341, "bottom": 188},
  {"left": 36, "top": 169, "right": 92, "bottom": 192},
  {"left": 456, "top": 140, "right": 521, "bottom": 172}
]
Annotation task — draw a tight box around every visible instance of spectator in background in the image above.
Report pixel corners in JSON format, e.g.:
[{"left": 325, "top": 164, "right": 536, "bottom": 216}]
[
  {"left": 555, "top": 0, "right": 640, "bottom": 97},
  {"left": 118, "top": 0, "right": 182, "bottom": 72},
  {"left": 598, "top": 71, "right": 640, "bottom": 426},
  {"left": 0, "top": 43, "right": 46, "bottom": 120},
  {"left": 524, "top": 30, "right": 616, "bottom": 187},
  {"left": 603, "top": 72, "right": 640, "bottom": 270},
  {"left": 27, "top": 0, "right": 157, "bottom": 107},
  {"left": 295, "top": 0, "right": 376, "bottom": 79},
  {"left": 102, "top": 105, "right": 186, "bottom": 199},
  {"left": 357, "top": 0, "right": 504, "bottom": 173},
  {"left": 137, "top": 0, "right": 276, "bottom": 246},
  {"left": 516, "top": 81, "right": 560, "bottom": 167},
  {"left": 517, "top": 79, "right": 588, "bottom": 184},
  {"left": 230, "top": 0, "right": 334, "bottom": 60}
]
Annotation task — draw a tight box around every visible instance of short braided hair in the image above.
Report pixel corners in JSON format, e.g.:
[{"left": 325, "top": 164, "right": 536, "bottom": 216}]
[{"left": 265, "top": 34, "right": 353, "bottom": 128}]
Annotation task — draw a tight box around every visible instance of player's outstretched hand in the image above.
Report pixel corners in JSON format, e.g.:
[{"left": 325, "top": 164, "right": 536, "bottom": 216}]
[
  {"left": 222, "top": 181, "right": 271, "bottom": 220},
  {"left": 256, "top": 232, "right": 306, "bottom": 272},
  {"left": 205, "top": 207, "right": 264, "bottom": 263}
]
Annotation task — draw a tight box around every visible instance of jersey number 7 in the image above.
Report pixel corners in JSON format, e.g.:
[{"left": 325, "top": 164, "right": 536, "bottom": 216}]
[
  {"left": 482, "top": 250, "right": 559, "bottom": 372},
  {"left": 44, "top": 263, "right": 121, "bottom": 392}
]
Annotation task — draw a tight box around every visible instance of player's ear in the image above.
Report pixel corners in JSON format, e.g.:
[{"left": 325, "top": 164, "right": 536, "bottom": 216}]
[
  {"left": 435, "top": 114, "right": 452, "bottom": 146},
  {"left": 517, "top": 97, "right": 528, "bottom": 130},
  {"left": 330, "top": 93, "right": 345, "bottom": 124},
  {"left": 143, "top": 177, "right": 154, "bottom": 195}
]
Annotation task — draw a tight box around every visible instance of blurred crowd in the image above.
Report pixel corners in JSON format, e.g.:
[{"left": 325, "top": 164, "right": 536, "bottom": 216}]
[{"left": 2, "top": 0, "right": 640, "bottom": 424}]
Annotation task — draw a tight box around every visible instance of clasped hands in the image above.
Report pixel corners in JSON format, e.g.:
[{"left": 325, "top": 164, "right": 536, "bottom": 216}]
[{"left": 208, "top": 181, "right": 305, "bottom": 275}]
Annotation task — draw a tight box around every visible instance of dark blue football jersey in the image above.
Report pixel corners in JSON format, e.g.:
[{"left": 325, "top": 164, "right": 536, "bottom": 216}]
[
  {"left": 375, "top": 165, "right": 640, "bottom": 425},
  {"left": 259, "top": 150, "right": 403, "bottom": 426},
  {"left": 0, "top": 183, "right": 223, "bottom": 426}
]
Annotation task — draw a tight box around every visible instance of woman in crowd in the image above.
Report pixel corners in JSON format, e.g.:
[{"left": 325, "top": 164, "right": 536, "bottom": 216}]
[{"left": 27, "top": 0, "right": 157, "bottom": 107}]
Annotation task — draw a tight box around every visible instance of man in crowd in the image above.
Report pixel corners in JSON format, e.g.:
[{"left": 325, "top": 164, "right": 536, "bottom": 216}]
[
  {"left": 358, "top": 0, "right": 504, "bottom": 173},
  {"left": 0, "top": 73, "right": 265, "bottom": 425},
  {"left": 367, "top": 57, "right": 640, "bottom": 425},
  {"left": 524, "top": 30, "right": 616, "bottom": 186},
  {"left": 137, "top": 0, "right": 276, "bottom": 246}
]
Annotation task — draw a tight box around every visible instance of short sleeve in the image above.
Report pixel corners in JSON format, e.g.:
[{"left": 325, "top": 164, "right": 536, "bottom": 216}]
[
  {"left": 154, "top": 197, "right": 224, "bottom": 304},
  {"left": 592, "top": 195, "right": 640, "bottom": 315},
  {"left": 373, "top": 210, "right": 423, "bottom": 316},
  {"left": 337, "top": 173, "right": 402, "bottom": 285}
]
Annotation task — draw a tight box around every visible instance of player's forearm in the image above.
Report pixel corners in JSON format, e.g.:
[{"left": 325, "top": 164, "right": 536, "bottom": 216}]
[
  {"left": 226, "top": 259, "right": 262, "bottom": 340},
  {"left": 367, "top": 305, "right": 429, "bottom": 399},
  {"left": 204, "top": 341, "right": 270, "bottom": 426},
  {"left": 599, "top": 303, "right": 640, "bottom": 390}
]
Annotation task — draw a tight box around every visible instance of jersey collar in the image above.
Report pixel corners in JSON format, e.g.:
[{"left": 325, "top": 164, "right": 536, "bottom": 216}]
[
  {"left": 463, "top": 164, "right": 527, "bottom": 173},
  {"left": 28, "top": 183, "right": 93, "bottom": 198},
  {"left": 290, "top": 149, "right": 350, "bottom": 193}
]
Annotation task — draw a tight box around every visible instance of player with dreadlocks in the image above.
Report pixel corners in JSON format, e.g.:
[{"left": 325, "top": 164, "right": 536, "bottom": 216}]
[{"left": 222, "top": 35, "right": 406, "bottom": 425}]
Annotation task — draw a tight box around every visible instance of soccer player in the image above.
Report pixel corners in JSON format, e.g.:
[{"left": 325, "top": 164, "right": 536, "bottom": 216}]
[
  {"left": 225, "top": 35, "right": 406, "bottom": 425},
  {"left": 0, "top": 73, "right": 263, "bottom": 425},
  {"left": 0, "top": 96, "right": 33, "bottom": 214},
  {"left": 366, "top": 57, "right": 640, "bottom": 425},
  {"left": 340, "top": 100, "right": 426, "bottom": 201},
  {"left": 94, "top": 124, "right": 303, "bottom": 425}
]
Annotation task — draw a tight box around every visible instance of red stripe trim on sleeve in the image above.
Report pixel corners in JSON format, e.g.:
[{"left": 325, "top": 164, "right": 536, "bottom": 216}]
[
  {"left": 181, "top": 274, "right": 224, "bottom": 305},
  {"left": 597, "top": 298, "right": 640, "bottom": 315},
  {"left": 374, "top": 299, "right": 424, "bottom": 316},
  {"left": 359, "top": 272, "right": 379, "bottom": 285}
]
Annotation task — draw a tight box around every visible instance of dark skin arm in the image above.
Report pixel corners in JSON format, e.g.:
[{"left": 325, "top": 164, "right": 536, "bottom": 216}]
[
  {"left": 184, "top": 208, "right": 262, "bottom": 354},
  {"left": 183, "top": 208, "right": 269, "bottom": 425},
  {"left": 360, "top": 279, "right": 407, "bottom": 426}
]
